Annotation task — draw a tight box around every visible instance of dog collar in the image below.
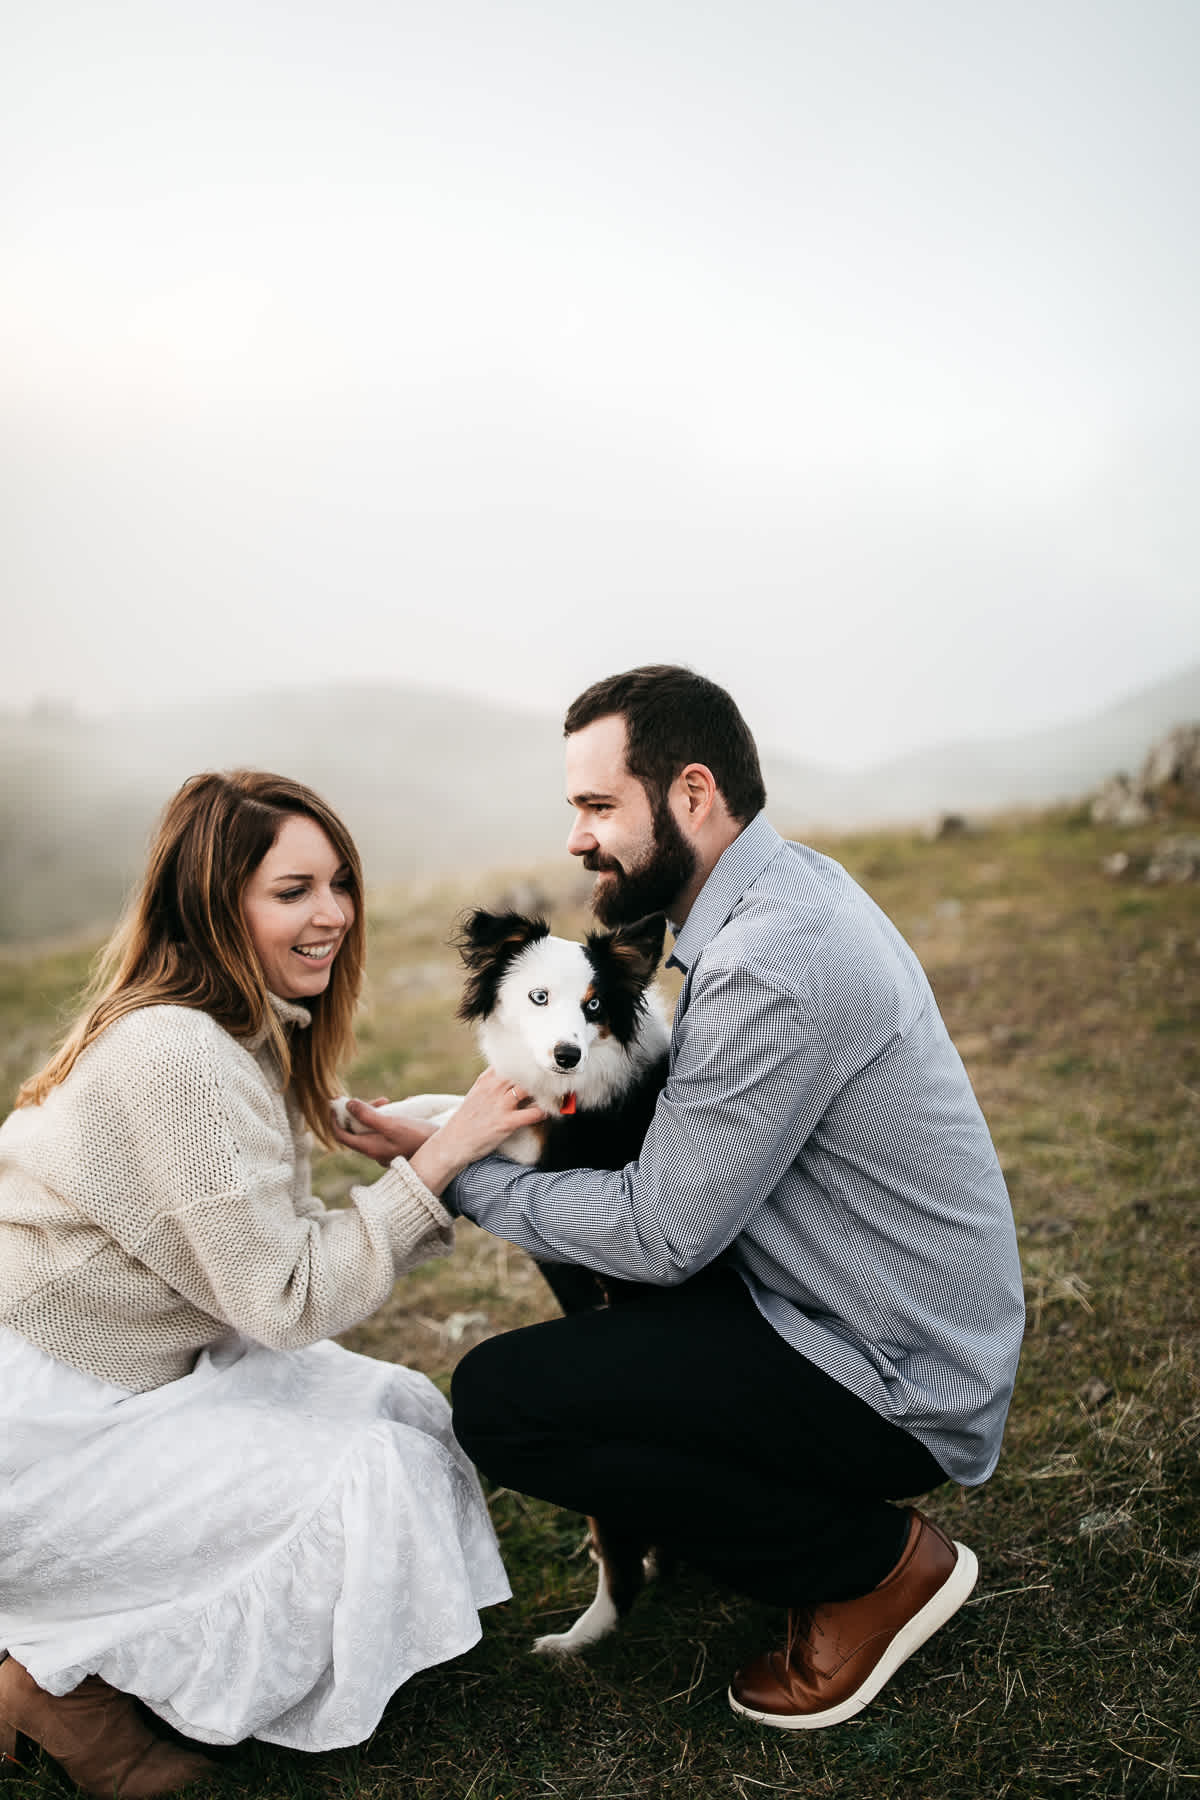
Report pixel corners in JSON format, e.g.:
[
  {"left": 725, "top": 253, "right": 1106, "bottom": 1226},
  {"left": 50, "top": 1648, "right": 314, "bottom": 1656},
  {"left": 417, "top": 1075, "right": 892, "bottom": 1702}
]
[{"left": 559, "top": 1092, "right": 577, "bottom": 1116}]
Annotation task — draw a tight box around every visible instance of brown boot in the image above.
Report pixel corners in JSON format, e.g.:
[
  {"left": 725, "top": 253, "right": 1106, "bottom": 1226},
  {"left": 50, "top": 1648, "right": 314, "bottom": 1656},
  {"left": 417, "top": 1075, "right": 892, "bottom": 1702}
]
[
  {"left": 0, "top": 1655, "right": 215, "bottom": 1796},
  {"left": 728, "top": 1509, "right": 979, "bottom": 1730}
]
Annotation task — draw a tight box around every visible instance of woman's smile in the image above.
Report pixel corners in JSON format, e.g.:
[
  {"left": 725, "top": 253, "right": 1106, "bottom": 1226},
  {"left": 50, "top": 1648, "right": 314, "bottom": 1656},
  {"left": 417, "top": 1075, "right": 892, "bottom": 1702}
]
[
  {"left": 293, "top": 940, "right": 339, "bottom": 962},
  {"left": 243, "top": 815, "right": 357, "bottom": 999}
]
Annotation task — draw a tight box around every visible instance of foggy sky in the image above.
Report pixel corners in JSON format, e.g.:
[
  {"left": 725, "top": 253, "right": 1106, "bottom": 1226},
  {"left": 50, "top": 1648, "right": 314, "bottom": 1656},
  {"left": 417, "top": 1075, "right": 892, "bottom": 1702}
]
[{"left": 3, "top": 0, "right": 1198, "bottom": 768}]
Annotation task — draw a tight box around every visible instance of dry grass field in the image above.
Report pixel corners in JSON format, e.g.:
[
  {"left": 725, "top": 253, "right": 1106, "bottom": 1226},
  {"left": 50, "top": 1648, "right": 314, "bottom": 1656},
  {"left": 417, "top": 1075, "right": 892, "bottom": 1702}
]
[{"left": 1, "top": 803, "right": 1196, "bottom": 1798}]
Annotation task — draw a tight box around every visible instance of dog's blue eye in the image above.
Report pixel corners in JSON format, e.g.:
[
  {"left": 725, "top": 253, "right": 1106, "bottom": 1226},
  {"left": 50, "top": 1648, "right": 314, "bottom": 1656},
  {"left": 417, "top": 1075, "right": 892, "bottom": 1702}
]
[
  {"left": 584, "top": 997, "right": 601, "bottom": 1016},
  {"left": 528, "top": 988, "right": 549, "bottom": 1006}
]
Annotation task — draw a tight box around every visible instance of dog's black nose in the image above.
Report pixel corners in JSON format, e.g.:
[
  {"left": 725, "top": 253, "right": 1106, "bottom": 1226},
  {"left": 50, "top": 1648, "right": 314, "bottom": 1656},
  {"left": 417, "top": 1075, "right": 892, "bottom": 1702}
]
[{"left": 553, "top": 1042, "right": 582, "bottom": 1070}]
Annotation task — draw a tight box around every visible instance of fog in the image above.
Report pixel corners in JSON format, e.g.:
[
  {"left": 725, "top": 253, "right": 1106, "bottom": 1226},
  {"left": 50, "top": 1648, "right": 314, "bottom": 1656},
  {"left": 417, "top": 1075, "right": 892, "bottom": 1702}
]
[
  {"left": 3, "top": 656, "right": 1195, "bottom": 943},
  {"left": 3, "top": 0, "right": 1197, "bottom": 774}
]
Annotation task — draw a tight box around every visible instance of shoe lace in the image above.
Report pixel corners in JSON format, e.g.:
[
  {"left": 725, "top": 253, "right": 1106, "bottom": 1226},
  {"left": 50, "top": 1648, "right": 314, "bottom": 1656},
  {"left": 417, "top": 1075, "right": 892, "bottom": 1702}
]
[{"left": 784, "top": 1607, "right": 817, "bottom": 1669}]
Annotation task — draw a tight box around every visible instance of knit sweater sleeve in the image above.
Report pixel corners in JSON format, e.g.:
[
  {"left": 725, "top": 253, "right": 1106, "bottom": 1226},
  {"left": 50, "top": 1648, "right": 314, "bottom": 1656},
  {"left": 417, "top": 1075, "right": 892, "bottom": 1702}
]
[
  {"left": 282, "top": 1097, "right": 331, "bottom": 1222},
  {"left": 42, "top": 1007, "right": 454, "bottom": 1350}
]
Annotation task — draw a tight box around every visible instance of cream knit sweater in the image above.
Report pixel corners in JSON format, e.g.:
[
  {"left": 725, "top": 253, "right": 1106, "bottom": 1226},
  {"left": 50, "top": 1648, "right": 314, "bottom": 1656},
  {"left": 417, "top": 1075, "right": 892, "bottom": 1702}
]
[{"left": 0, "top": 996, "right": 454, "bottom": 1391}]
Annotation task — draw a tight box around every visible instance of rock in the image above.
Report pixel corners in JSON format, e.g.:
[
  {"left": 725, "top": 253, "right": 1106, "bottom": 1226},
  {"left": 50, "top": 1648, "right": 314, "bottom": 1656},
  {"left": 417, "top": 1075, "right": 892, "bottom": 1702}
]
[
  {"left": 1101, "top": 851, "right": 1131, "bottom": 878},
  {"left": 1090, "top": 722, "right": 1200, "bottom": 827},
  {"left": 1140, "top": 722, "right": 1200, "bottom": 795},
  {"left": 924, "top": 813, "right": 969, "bottom": 840},
  {"left": 1144, "top": 835, "right": 1200, "bottom": 884},
  {"left": 1024, "top": 1215, "right": 1074, "bottom": 1239},
  {"left": 489, "top": 880, "right": 552, "bottom": 917},
  {"left": 1090, "top": 774, "right": 1155, "bottom": 827},
  {"left": 442, "top": 1310, "right": 490, "bottom": 1343},
  {"left": 1078, "top": 1508, "right": 1132, "bottom": 1537}
]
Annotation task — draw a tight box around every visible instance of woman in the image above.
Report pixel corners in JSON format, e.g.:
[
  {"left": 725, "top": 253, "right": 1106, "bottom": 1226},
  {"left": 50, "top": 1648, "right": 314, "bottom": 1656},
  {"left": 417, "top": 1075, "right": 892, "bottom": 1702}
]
[{"left": 0, "top": 770, "right": 541, "bottom": 1797}]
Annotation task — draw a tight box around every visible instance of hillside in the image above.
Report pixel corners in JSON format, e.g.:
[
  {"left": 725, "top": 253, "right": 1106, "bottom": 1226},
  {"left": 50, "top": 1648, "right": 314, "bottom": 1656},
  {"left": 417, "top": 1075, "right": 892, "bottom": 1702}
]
[
  {"left": 767, "top": 658, "right": 1200, "bottom": 828},
  {"left": 2, "top": 661, "right": 1197, "bottom": 940},
  {"left": 0, "top": 804, "right": 1195, "bottom": 1798}
]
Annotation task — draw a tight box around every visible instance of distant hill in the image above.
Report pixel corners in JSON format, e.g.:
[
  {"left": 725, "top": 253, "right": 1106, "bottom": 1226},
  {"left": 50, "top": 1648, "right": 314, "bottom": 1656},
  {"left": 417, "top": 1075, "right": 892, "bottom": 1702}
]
[
  {"left": 0, "top": 686, "right": 569, "bottom": 942},
  {"left": 764, "top": 660, "right": 1200, "bottom": 830},
  {"left": 2, "top": 663, "right": 1197, "bottom": 942}
]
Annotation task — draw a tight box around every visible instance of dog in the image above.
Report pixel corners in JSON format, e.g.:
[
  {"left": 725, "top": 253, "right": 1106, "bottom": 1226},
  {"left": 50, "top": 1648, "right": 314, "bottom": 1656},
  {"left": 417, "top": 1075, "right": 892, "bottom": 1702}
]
[{"left": 334, "top": 906, "right": 672, "bottom": 1655}]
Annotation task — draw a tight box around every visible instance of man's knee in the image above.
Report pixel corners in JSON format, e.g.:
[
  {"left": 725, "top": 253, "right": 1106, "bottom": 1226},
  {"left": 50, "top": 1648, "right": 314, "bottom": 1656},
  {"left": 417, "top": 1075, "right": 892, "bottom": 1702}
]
[
  {"left": 451, "top": 1323, "right": 566, "bottom": 1469},
  {"left": 449, "top": 1333, "right": 508, "bottom": 1462}
]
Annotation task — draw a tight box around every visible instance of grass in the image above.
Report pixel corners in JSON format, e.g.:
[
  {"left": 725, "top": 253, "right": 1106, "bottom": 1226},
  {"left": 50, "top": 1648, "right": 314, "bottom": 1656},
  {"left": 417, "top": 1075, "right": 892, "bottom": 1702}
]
[{"left": 1, "top": 807, "right": 1197, "bottom": 1797}]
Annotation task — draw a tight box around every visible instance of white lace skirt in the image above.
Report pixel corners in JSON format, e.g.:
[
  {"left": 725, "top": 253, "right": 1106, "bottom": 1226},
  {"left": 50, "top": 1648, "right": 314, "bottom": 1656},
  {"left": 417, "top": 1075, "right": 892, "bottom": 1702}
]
[{"left": 0, "top": 1328, "right": 510, "bottom": 1751}]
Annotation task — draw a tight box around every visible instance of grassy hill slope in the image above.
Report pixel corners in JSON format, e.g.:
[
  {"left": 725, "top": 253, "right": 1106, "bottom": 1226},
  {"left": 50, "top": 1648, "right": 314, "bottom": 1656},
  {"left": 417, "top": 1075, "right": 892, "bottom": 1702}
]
[
  {"left": 1, "top": 805, "right": 1196, "bottom": 1798},
  {"left": 3, "top": 658, "right": 1197, "bottom": 940}
]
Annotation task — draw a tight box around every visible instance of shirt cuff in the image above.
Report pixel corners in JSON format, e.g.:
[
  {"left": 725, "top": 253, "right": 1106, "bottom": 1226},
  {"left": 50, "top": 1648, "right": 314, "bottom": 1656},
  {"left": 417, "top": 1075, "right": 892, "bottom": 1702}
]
[{"left": 445, "top": 1154, "right": 514, "bottom": 1227}]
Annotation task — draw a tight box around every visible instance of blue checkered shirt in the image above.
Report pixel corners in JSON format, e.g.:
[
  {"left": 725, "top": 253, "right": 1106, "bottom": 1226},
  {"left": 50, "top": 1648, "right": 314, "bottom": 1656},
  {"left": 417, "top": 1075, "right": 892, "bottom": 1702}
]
[{"left": 449, "top": 812, "right": 1025, "bottom": 1483}]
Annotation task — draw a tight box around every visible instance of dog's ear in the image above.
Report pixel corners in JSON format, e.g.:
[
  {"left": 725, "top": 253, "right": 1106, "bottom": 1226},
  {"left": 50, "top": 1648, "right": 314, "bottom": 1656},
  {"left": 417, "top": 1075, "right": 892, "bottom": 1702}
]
[
  {"left": 454, "top": 910, "right": 551, "bottom": 1020},
  {"left": 590, "top": 912, "right": 667, "bottom": 988},
  {"left": 455, "top": 910, "right": 551, "bottom": 967}
]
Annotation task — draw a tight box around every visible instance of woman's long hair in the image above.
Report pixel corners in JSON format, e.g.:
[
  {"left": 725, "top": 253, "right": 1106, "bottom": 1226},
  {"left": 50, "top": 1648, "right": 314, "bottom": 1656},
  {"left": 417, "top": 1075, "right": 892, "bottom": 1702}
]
[{"left": 18, "top": 771, "right": 365, "bottom": 1146}]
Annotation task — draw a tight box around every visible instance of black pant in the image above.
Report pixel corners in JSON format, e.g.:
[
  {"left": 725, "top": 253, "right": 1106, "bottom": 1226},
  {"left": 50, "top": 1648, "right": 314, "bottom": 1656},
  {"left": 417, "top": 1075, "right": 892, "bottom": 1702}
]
[{"left": 451, "top": 1266, "right": 947, "bottom": 1606}]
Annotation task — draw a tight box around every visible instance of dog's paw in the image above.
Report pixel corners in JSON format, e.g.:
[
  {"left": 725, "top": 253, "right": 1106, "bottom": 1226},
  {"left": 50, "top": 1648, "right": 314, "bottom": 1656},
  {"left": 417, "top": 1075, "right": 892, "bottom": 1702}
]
[
  {"left": 531, "top": 1628, "right": 587, "bottom": 1657},
  {"left": 530, "top": 1582, "right": 620, "bottom": 1657},
  {"left": 330, "top": 1096, "right": 362, "bottom": 1134}
]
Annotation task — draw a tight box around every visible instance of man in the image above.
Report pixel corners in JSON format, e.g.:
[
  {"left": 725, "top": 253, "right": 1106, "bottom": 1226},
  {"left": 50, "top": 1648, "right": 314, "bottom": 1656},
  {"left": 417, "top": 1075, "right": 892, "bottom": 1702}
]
[{"left": 340, "top": 665, "right": 1024, "bottom": 1729}]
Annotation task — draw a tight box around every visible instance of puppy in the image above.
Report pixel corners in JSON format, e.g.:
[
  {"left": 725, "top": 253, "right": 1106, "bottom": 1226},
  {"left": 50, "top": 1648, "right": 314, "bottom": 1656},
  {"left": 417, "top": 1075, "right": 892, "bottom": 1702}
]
[
  {"left": 334, "top": 907, "right": 672, "bottom": 1653},
  {"left": 333, "top": 907, "right": 669, "bottom": 1186}
]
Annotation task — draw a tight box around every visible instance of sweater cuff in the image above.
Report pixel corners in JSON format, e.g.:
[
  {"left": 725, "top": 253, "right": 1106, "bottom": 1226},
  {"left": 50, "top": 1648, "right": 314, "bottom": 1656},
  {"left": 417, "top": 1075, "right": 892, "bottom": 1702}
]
[{"left": 354, "top": 1158, "right": 455, "bottom": 1272}]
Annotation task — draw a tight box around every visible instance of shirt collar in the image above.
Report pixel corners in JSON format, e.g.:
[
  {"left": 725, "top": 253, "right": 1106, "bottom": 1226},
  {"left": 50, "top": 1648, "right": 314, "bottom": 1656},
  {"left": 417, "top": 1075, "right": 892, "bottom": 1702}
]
[{"left": 666, "top": 811, "right": 783, "bottom": 974}]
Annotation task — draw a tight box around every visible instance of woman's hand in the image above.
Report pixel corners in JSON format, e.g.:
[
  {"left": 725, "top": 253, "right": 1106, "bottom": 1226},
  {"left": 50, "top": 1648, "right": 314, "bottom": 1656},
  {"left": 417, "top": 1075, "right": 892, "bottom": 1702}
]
[
  {"left": 331, "top": 1099, "right": 436, "bottom": 1168},
  {"left": 410, "top": 1070, "right": 547, "bottom": 1197}
]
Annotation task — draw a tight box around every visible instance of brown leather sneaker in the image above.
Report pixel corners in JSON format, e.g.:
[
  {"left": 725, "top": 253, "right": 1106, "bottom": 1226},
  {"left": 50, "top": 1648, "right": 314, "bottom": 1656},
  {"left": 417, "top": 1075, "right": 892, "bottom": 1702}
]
[{"left": 728, "top": 1509, "right": 979, "bottom": 1730}]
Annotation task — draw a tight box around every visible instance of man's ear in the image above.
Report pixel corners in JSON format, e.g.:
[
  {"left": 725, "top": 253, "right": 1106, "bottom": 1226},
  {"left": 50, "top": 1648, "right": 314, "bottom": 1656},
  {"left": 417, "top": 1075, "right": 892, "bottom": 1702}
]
[{"left": 675, "top": 762, "right": 718, "bottom": 825}]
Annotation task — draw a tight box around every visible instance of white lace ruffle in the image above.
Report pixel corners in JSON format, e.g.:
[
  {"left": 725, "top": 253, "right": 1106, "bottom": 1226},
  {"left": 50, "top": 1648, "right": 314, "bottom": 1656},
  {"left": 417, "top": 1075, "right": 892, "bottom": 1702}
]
[{"left": 0, "top": 1329, "right": 510, "bottom": 1750}]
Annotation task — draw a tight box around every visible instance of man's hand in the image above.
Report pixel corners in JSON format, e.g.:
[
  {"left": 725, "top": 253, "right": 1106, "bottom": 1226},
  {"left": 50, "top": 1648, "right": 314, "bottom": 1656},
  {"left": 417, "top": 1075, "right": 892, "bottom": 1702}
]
[{"left": 332, "top": 1099, "right": 437, "bottom": 1168}]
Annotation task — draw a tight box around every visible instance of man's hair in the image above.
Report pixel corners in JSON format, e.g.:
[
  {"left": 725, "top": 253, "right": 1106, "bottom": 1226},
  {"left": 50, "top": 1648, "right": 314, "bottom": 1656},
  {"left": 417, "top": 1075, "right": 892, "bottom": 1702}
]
[{"left": 564, "top": 664, "right": 766, "bottom": 823}]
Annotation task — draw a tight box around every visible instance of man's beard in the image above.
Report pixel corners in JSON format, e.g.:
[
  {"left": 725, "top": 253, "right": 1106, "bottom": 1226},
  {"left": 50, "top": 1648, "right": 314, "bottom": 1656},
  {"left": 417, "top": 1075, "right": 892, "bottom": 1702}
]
[{"left": 585, "top": 801, "right": 698, "bottom": 927}]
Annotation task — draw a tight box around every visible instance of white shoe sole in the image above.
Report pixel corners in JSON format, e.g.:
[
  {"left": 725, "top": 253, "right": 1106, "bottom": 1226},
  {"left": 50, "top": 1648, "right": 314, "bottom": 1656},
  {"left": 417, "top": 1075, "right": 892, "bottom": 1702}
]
[{"left": 728, "top": 1540, "right": 979, "bottom": 1731}]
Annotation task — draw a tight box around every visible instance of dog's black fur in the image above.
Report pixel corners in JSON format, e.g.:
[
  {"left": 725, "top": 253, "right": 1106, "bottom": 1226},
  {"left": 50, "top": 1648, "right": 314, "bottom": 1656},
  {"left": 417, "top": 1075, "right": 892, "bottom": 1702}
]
[
  {"left": 454, "top": 908, "right": 673, "bottom": 1650},
  {"left": 456, "top": 908, "right": 669, "bottom": 1315}
]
